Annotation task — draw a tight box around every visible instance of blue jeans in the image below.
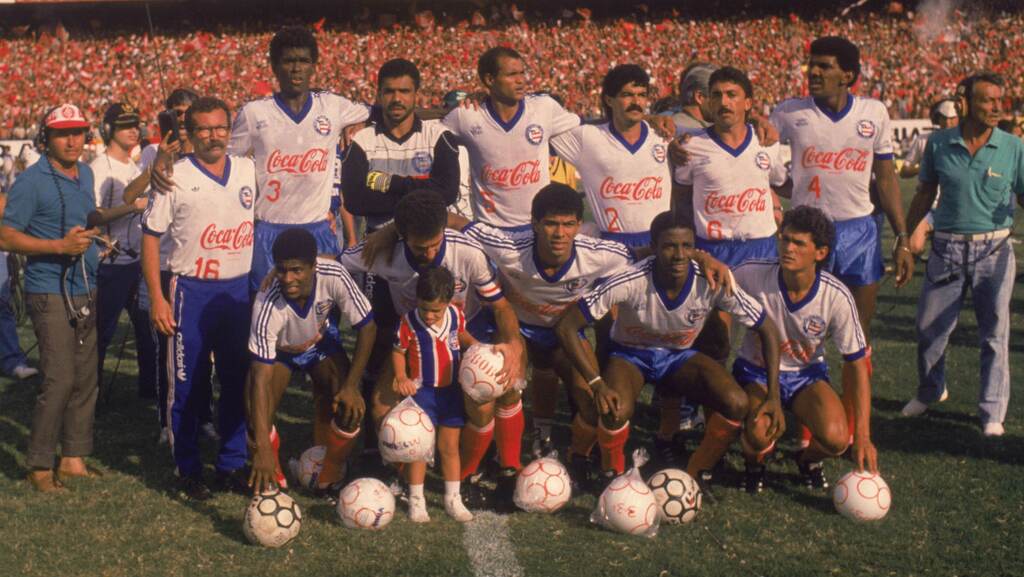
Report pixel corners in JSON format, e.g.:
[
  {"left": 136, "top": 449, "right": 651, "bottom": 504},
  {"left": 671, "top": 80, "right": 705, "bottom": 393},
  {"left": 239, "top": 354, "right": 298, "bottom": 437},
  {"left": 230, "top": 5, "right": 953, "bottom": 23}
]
[
  {"left": 916, "top": 235, "right": 1015, "bottom": 425},
  {"left": 0, "top": 253, "right": 28, "bottom": 374}
]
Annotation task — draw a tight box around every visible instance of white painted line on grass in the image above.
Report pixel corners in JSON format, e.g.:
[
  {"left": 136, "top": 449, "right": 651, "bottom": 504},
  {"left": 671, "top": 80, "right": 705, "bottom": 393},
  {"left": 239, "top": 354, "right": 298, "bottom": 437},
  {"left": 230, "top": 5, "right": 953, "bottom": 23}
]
[{"left": 462, "top": 511, "right": 524, "bottom": 577}]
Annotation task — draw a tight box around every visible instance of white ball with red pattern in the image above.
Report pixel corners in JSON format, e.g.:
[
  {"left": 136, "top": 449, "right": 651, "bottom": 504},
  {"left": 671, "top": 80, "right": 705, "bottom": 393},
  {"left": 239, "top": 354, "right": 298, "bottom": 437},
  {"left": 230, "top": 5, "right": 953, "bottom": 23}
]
[
  {"left": 597, "top": 473, "right": 659, "bottom": 535},
  {"left": 647, "top": 468, "right": 701, "bottom": 524},
  {"left": 294, "top": 445, "right": 326, "bottom": 489},
  {"left": 458, "top": 344, "right": 506, "bottom": 403},
  {"left": 514, "top": 457, "right": 572, "bottom": 513},
  {"left": 378, "top": 401, "right": 435, "bottom": 463},
  {"left": 337, "top": 478, "right": 395, "bottom": 530},
  {"left": 833, "top": 470, "right": 892, "bottom": 522}
]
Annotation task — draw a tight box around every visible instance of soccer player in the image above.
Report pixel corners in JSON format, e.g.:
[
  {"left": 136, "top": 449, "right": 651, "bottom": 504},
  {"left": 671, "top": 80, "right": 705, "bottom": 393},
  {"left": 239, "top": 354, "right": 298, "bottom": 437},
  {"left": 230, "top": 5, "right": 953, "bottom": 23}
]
[
  {"left": 392, "top": 267, "right": 476, "bottom": 522},
  {"left": 143, "top": 97, "right": 255, "bottom": 501},
  {"left": 246, "top": 228, "right": 375, "bottom": 496},
  {"left": 555, "top": 211, "right": 783, "bottom": 487},
  {"left": 769, "top": 36, "right": 913, "bottom": 441},
  {"left": 732, "top": 206, "right": 877, "bottom": 493}
]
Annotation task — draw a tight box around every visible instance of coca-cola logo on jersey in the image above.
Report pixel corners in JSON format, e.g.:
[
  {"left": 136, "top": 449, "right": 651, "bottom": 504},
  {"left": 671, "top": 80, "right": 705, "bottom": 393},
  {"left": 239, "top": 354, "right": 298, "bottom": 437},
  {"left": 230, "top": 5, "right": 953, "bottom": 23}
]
[
  {"left": 800, "top": 147, "right": 869, "bottom": 172},
  {"left": 481, "top": 161, "right": 541, "bottom": 188},
  {"left": 703, "top": 188, "right": 768, "bottom": 215},
  {"left": 200, "top": 222, "right": 254, "bottom": 251},
  {"left": 266, "top": 148, "right": 329, "bottom": 174},
  {"left": 599, "top": 176, "right": 664, "bottom": 201}
]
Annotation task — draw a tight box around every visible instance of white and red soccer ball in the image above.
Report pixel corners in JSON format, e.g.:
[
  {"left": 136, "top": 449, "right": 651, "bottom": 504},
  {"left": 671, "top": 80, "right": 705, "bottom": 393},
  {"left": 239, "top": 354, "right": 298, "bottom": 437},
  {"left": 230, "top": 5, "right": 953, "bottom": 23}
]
[
  {"left": 596, "top": 472, "right": 659, "bottom": 536},
  {"left": 833, "top": 470, "right": 891, "bottom": 522},
  {"left": 514, "top": 457, "right": 572, "bottom": 513},
  {"left": 337, "top": 478, "right": 396, "bottom": 530},
  {"left": 288, "top": 445, "right": 326, "bottom": 490},
  {"left": 647, "top": 468, "right": 702, "bottom": 525},
  {"left": 459, "top": 344, "right": 506, "bottom": 403},
  {"left": 243, "top": 489, "right": 302, "bottom": 548},
  {"left": 378, "top": 401, "right": 435, "bottom": 463}
]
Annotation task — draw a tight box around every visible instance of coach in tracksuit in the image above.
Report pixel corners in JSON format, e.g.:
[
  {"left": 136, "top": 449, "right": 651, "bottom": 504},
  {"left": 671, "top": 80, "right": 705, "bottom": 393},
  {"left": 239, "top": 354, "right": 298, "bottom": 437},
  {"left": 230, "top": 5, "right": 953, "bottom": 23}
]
[{"left": 143, "top": 97, "right": 254, "bottom": 500}]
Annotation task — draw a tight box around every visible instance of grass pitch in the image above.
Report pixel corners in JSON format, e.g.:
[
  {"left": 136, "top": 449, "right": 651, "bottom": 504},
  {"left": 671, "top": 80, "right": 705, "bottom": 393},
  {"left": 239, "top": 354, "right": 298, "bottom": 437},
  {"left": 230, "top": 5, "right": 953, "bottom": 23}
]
[{"left": 0, "top": 180, "right": 1021, "bottom": 577}]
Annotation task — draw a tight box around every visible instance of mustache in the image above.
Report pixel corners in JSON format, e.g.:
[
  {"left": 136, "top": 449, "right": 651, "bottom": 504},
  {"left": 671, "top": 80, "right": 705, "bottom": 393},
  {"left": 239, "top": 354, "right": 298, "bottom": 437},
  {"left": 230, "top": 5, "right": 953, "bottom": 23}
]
[
  {"left": 626, "top": 104, "right": 644, "bottom": 112},
  {"left": 206, "top": 140, "right": 226, "bottom": 148}
]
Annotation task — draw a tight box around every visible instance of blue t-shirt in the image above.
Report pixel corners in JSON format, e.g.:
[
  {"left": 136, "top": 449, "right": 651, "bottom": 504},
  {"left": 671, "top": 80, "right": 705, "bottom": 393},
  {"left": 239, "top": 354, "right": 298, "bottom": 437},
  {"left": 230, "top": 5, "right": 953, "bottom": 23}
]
[{"left": 2, "top": 157, "right": 99, "bottom": 295}]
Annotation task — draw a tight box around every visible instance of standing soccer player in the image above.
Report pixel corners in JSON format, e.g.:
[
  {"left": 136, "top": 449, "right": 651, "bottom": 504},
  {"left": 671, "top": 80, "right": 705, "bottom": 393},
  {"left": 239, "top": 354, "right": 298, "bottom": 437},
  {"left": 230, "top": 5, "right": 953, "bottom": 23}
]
[{"left": 143, "top": 97, "right": 255, "bottom": 500}]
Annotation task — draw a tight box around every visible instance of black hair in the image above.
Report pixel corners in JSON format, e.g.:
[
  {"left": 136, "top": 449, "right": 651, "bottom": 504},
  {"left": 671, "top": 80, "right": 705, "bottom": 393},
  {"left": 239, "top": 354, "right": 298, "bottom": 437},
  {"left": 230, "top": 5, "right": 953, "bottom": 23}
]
[
  {"left": 272, "top": 227, "right": 318, "bottom": 266},
  {"left": 416, "top": 266, "right": 455, "bottom": 303},
  {"left": 649, "top": 211, "right": 694, "bottom": 248},
  {"left": 378, "top": 58, "right": 421, "bottom": 90},
  {"left": 478, "top": 46, "right": 522, "bottom": 83},
  {"left": 395, "top": 190, "right": 447, "bottom": 240},
  {"left": 184, "top": 96, "right": 231, "bottom": 134},
  {"left": 810, "top": 36, "right": 861, "bottom": 87},
  {"left": 780, "top": 205, "right": 835, "bottom": 255},
  {"left": 601, "top": 64, "right": 650, "bottom": 119},
  {"left": 708, "top": 66, "right": 754, "bottom": 99},
  {"left": 270, "top": 26, "right": 318, "bottom": 66},
  {"left": 531, "top": 183, "right": 583, "bottom": 222},
  {"left": 165, "top": 88, "right": 199, "bottom": 110}
]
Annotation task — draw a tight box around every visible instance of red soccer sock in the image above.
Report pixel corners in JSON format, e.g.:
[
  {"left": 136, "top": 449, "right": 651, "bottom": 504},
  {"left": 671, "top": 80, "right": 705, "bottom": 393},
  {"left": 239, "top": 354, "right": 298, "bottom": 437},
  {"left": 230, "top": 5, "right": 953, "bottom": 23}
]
[
  {"left": 741, "top": 435, "right": 777, "bottom": 465},
  {"left": 686, "top": 412, "right": 741, "bottom": 478},
  {"left": 318, "top": 423, "right": 359, "bottom": 488},
  {"left": 495, "top": 401, "right": 525, "bottom": 470},
  {"left": 799, "top": 424, "right": 813, "bottom": 449},
  {"left": 269, "top": 426, "right": 287, "bottom": 489},
  {"left": 570, "top": 414, "right": 598, "bottom": 459},
  {"left": 597, "top": 421, "right": 630, "bottom": 474},
  {"left": 459, "top": 420, "right": 495, "bottom": 480}
]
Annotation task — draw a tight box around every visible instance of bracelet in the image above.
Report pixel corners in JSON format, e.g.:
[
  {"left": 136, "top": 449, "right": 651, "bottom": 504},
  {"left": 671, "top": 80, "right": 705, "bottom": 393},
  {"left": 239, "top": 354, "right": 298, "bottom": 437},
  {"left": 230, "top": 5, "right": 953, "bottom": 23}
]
[{"left": 587, "top": 375, "right": 603, "bottom": 387}]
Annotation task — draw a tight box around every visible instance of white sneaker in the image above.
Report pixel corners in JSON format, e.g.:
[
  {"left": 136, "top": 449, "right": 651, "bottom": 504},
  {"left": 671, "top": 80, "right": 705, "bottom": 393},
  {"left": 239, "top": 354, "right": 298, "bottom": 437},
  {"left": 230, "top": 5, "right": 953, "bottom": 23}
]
[
  {"left": 901, "top": 389, "right": 949, "bottom": 417},
  {"left": 408, "top": 495, "right": 430, "bottom": 523},
  {"left": 200, "top": 422, "right": 220, "bottom": 441},
  {"left": 982, "top": 423, "right": 1005, "bottom": 437},
  {"left": 12, "top": 365, "right": 38, "bottom": 380},
  {"left": 158, "top": 427, "right": 170, "bottom": 445},
  {"left": 679, "top": 406, "right": 705, "bottom": 431},
  {"left": 445, "top": 494, "right": 474, "bottom": 522}
]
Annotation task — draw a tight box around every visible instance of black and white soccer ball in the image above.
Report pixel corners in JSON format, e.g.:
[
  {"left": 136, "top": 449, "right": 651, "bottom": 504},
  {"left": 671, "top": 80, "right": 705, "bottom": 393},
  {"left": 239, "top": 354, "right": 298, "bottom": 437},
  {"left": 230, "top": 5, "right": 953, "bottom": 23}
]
[
  {"left": 647, "top": 468, "right": 702, "bottom": 525},
  {"left": 243, "top": 489, "right": 302, "bottom": 547}
]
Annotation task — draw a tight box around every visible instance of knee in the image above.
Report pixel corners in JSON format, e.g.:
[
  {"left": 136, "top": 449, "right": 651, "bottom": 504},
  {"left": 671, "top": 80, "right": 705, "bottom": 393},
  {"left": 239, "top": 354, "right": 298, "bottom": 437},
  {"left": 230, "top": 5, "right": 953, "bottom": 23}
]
[
  {"left": 816, "top": 422, "right": 850, "bottom": 457},
  {"left": 722, "top": 391, "right": 749, "bottom": 422}
]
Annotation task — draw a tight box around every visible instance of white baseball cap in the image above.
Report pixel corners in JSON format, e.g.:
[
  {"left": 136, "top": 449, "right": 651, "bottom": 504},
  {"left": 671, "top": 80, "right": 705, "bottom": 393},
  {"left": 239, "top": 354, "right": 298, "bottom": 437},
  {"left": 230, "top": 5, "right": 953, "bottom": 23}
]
[
  {"left": 44, "top": 103, "right": 90, "bottom": 130},
  {"left": 935, "top": 100, "right": 957, "bottom": 118}
]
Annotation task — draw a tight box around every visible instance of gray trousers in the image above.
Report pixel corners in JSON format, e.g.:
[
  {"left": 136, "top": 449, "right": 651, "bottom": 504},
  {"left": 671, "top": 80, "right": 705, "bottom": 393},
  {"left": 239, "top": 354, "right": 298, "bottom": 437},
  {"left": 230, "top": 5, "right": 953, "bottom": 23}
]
[{"left": 25, "top": 292, "right": 98, "bottom": 470}]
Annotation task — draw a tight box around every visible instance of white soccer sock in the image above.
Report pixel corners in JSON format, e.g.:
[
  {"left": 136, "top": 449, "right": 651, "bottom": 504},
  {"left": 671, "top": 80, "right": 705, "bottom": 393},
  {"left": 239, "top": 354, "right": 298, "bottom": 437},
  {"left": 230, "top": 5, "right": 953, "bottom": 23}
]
[
  {"left": 445, "top": 480, "right": 461, "bottom": 497},
  {"left": 409, "top": 483, "right": 425, "bottom": 500},
  {"left": 408, "top": 484, "right": 429, "bottom": 523}
]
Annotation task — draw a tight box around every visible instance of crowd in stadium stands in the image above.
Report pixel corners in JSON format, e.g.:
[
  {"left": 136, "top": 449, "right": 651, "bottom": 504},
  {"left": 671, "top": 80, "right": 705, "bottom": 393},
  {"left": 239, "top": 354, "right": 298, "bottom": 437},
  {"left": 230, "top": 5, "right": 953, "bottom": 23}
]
[{"left": 1, "top": 4, "right": 1023, "bottom": 140}]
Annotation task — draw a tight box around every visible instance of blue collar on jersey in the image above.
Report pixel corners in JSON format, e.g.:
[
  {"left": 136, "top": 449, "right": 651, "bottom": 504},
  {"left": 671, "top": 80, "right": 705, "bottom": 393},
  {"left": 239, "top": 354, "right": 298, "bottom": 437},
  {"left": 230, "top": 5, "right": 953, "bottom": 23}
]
[
  {"left": 403, "top": 234, "right": 447, "bottom": 272},
  {"left": 812, "top": 93, "right": 854, "bottom": 123},
  {"left": 533, "top": 239, "right": 577, "bottom": 283},
  {"left": 778, "top": 267, "right": 821, "bottom": 312},
  {"left": 653, "top": 260, "right": 695, "bottom": 311},
  {"left": 485, "top": 97, "right": 525, "bottom": 132},
  {"left": 705, "top": 123, "right": 753, "bottom": 158},
  {"left": 187, "top": 154, "right": 232, "bottom": 187},
  {"left": 607, "top": 120, "right": 649, "bottom": 155},
  {"left": 273, "top": 92, "right": 314, "bottom": 124},
  {"left": 284, "top": 273, "right": 318, "bottom": 318}
]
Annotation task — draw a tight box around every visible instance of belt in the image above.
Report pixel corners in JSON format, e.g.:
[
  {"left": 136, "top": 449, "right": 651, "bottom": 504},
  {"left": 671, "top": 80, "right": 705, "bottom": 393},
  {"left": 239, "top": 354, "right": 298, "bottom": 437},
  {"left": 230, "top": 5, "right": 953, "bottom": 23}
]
[{"left": 933, "top": 229, "right": 1010, "bottom": 242}]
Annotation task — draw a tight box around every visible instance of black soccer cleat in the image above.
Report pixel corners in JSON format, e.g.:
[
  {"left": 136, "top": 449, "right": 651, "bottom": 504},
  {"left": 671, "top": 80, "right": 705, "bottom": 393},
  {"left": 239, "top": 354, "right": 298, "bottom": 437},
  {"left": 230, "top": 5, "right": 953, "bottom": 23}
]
[
  {"left": 177, "top": 475, "right": 212, "bottom": 502},
  {"left": 313, "top": 481, "right": 345, "bottom": 506},
  {"left": 527, "top": 431, "right": 555, "bottom": 461},
  {"left": 462, "top": 477, "right": 492, "bottom": 510},
  {"left": 214, "top": 468, "right": 250, "bottom": 495},
  {"left": 696, "top": 469, "right": 718, "bottom": 504},
  {"left": 743, "top": 463, "right": 767, "bottom": 495},
  {"left": 569, "top": 453, "right": 594, "bottom": 494},
  {"left": 493, "top": 467, "right": 519, "bottom": 513},
  {"left": 651, "top": 435, "right": 686, "bottom": 469},
  {"left": 798, "top": 460, "right": 829, "bottom": 490}
]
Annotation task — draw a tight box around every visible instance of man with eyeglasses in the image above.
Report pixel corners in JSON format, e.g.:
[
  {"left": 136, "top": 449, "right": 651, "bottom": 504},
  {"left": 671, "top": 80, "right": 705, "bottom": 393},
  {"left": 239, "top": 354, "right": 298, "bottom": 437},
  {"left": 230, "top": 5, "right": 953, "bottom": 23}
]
[{"left": 142, "top": 97, "right": 256, "bottom": 500}]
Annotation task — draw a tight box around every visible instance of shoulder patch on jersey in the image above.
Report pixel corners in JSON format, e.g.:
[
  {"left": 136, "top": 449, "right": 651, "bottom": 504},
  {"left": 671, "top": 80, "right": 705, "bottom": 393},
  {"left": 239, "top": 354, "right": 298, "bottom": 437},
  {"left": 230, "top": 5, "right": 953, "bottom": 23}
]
[
  {"left": 412, "top": 151, "right": 433, "bottom": 174},
  {"left": 651, "top": 143, "right": 667, "bottom": 163},
  {"left": 314, "top": 115, "right": 332, "bottom": 136},
  {"left": 239, "top": 186, "right": 254, "bottom": 209},
  {"left": 856, "top": 120, "right": 876, "bottom": 139},
  {"left": 754, "top": 151, "right": 772, "bottom": 170},
  {"left": 525, "top": 124, "right": 544, "bottom": 145},
  {"left": 564, "top": 277, "right": 589, "bottom": 293},
  {"left": 802, "top": 315, "right": 827, "bottom": 337}
]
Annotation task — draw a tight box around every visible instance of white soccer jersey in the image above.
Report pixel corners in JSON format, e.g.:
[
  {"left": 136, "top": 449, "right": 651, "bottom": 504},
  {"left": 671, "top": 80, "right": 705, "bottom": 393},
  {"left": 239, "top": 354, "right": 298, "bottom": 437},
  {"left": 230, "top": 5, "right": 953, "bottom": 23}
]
[
  {"left": 443, "top": 94, "right": 580, "bottom": 228},
  {"left": 138, "top": 144, "right": 176, "bottom": 270},
  {"left": 579, "top": 257, "right": 765, "bottom": 350},
  {"left": 91, "top": 154, "right": 143, "bottom": 265},
  {"left": 249, "top": 257, "right": 373, "bottom": 363},
  {"left": 551, "top": 121, "right": 671, "bottom": 234},
  {"left": 340, "top": 229, "right": 502, "bottom": 318},
  {"left": 462, "top": 222, "right": 633, "bottom": 327},
  {"left": 733, "top": 261, "right": 866, "bottom": 371},
  {"left": 674, "top": 126, "right": 787, "bottom": 241},
  {"left": 143, "top": 154, "right": 256, "bottom": 279},
  {"left": 229, "top": 91, "right": 370, "bottom": 224},
  {"left": 770, "top": 95, "right": 893, "bottom": 221}
]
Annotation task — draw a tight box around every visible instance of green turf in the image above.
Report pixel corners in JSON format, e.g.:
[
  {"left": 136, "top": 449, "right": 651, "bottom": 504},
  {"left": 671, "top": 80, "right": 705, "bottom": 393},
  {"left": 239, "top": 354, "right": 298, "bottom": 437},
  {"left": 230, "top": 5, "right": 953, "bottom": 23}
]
[{"left": 0, "top": 179, "right": 1021, "bottom": 577}]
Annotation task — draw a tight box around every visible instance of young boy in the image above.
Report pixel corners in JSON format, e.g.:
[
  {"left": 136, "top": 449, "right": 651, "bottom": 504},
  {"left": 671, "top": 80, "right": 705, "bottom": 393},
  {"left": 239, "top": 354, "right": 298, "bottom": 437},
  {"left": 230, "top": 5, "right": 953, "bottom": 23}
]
[{"left": 392, "top": 267, "right": 477, "bottom": 522}]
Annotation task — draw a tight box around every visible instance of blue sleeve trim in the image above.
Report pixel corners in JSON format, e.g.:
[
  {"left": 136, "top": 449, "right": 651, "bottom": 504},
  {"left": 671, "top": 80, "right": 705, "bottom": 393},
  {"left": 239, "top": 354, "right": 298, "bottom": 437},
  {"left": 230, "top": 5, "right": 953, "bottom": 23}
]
[
  {"left": 142, "top": 225, "right": 164, "bottom": 237},
  {"left": 751, "top": 309, "right": 766, "bottom": 329},
  {"left": 578, "top": 299, "right": 596, "bottom": 324},
  {"left": 479, "top": 290, "right": 504, "bottom": 302},
  {"left": 353, "top": 311, "right": 375, "bottom": 329},
  {"left": 874, "top": 152, "right": 894, "bottom": 161},
  {"left": 843, "top": 348, "right": 867, "bottom": 362}
]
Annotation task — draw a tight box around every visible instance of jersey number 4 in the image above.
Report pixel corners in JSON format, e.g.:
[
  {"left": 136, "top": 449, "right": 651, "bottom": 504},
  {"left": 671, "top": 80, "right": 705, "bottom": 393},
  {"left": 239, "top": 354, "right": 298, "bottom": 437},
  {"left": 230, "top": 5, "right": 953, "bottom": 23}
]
[{"left": 808, "top": 176, "right": 821, "bottom": 199}]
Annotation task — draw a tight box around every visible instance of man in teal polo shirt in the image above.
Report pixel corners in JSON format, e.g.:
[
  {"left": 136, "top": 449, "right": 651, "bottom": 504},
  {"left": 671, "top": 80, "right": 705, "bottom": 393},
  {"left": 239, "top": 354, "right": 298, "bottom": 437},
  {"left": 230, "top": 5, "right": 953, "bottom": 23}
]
[
  {"left": 901, "top": 73, "right": 1024, "bottom": 437},
  {"left": 0, "top": 104, "right": 102, "bottom": 491}
]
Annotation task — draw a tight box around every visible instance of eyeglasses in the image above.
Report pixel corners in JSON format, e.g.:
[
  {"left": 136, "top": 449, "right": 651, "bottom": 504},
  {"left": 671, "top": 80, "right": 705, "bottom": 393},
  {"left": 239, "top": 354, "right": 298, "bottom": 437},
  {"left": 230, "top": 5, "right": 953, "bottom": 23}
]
[{"left": 193, "top": 125, "right": 229, "bottom": 137}]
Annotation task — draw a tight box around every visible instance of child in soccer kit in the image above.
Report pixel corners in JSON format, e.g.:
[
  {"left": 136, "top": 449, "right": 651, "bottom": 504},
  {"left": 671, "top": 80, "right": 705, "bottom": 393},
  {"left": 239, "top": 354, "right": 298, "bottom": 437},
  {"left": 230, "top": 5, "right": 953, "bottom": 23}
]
[{"left": 391, "top": 267, "right": 478, "bottom": 522}]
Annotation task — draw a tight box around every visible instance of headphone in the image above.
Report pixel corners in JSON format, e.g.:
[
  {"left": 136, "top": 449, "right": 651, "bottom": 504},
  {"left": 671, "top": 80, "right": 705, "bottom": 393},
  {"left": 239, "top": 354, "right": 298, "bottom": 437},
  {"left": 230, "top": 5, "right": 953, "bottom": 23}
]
[
  {"left": 99, "top": 103, "right": 138, "bottom": 144},
  {"left": 929, "top": 99, "right": 955, "bottom": 126},
  {"left": 35, "top": 106, "right": 94, "bottom": 151},
  {"left": 955, "top": 72, "right": 1005, "bottom": 118}
]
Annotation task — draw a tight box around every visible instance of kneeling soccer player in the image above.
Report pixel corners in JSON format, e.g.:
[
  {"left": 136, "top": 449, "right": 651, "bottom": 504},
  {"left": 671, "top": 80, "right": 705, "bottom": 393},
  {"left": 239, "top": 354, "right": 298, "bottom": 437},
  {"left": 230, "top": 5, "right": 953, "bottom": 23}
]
[
  {"left": 392, "top": 267, "right": 477, "bottom": 522},
  {"left": 555, "top": 211, "right": 784, "bottom": 489},
  {"left": 732, "top": 206, "right": 879, "bottom": 493},
  {"left": 246, "top": 228, "right": 376, "bottom": 496}
]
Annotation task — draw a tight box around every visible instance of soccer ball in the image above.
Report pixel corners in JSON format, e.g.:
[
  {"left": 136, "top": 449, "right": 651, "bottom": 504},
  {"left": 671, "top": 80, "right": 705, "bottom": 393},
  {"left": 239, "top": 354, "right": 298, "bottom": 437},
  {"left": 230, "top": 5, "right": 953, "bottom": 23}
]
[
  {"left": 242, "top": 489, "right": 302, "bottom": 548},
  {"left": 833, "top": 470, "right": 892, "bottom": 522},
  {"left": 647, "top": 468, "right": 702, "bottom": 525},
  {"left": 337, "top": 478, "right": 395, "bottom": 530},
  {"left": 289, "top": 445, "right": 326, "bottom": 490},
  {"left": 514, "top": 457, "right": 572, "bottom": 513},
  {"left": 596, "top": 472, "right": 659, "bottom": 535},
  {"left": 459, "top": 344, "right": 505, "bottom": 403},
  {"left": 378, "top": 401, "right": 435, "bottom": 463}
]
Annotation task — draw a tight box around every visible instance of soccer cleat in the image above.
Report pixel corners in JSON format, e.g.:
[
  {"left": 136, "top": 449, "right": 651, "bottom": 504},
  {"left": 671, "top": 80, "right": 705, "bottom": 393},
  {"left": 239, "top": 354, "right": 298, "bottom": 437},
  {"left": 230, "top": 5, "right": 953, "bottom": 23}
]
[
  {"left": 743, "top": 464, "right": 767, "bottom": 495},
  {"left": 901, "top": 389, "right": 949, "bottom": 417},
  {"left": 798, "top": 460, "right": 829, "bottom": 490},
  {"left": 569, "top": 453, "right": 594, "bottom": 494},
  {"left": 678, "top": 405, "right": 705, "bottom": 432},
  {"left": 696, "top": 469, "right": 718, "bottom": 504},
  {"left": 408, "top": 495, "right": 430, "bottom": 523},
  {"left": 200, "top": 421, "right": 220, "bottom": 441},
  {"left": 494, "top": 467, "right": 518, "bottom": 513},
  {"left": 652, "top": 435, "right": 687, "bottom": 469},
  {"left": 445, "top": 493, "right": 474, "bottom": 522},
  {"left": 12, "top": 365, "right": 39, "bottom": 380},
  {"left": 528, "top": 430, "right": 555, "bottom": 461},
  {"left": 982, "top": 422, "right": 1005, "bottom": 437},
  {"left": 214, "top": 468, "right": 250, "bottom": 495},
  {"left": 313, "top": 481, "right": 345, "bottom": 506},
  {"left": 177, "top": 475, "right": 212, "bottom": 501},
  {"left": 461, "top": 478, "right": 492, "bottom": 510}
]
